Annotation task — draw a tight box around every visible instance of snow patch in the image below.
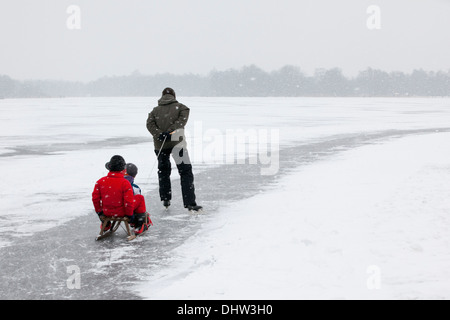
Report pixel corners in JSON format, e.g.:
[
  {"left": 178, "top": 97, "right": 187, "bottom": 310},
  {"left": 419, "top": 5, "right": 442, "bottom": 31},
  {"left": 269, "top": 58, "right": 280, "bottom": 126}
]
[{"left": 136, "top": 132, "right": 450, "bottom": 300}]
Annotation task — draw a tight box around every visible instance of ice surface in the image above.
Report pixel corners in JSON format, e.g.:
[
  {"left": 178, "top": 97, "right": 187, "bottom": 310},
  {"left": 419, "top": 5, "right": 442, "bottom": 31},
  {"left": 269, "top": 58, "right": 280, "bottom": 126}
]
[
  {"left": 1, "top": 97, "right": 450, "bottom": 299},
  {"left": 136, "top": 132, "right": 450, "bottom": 300}
]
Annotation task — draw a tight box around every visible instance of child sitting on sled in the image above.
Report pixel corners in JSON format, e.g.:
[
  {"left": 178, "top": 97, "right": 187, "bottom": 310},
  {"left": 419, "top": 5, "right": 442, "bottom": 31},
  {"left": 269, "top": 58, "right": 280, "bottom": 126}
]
[
  {"left": 92, "top": 155, "right": 151, "bottom": 235},
  {"left": 124, "top": 162, "right": 153, "bottom": 234},
  {"left": 124, "top": 163, "right": 142, "bottom": 195}
]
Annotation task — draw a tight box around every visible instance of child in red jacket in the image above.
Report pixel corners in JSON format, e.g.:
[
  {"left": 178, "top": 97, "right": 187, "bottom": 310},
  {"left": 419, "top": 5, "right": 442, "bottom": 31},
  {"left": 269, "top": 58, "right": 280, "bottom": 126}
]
[{"left": 92, "top": 155, "right": 148, "bottom": 234}]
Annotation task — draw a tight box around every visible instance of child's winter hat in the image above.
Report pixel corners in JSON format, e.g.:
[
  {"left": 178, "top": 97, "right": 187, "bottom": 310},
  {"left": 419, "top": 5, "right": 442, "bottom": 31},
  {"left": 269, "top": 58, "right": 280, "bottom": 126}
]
[
  {"left": 105, "top": 155, "right": 126, "bottom": 172},
  {"left": 126, "top": 163, "right": 138, "bottom": 177}
]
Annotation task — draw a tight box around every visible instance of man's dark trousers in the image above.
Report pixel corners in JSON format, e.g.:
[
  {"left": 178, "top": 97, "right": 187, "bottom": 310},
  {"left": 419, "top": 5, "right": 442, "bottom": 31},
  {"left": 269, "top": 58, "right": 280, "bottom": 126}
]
[{"left": 155, "top": 147, "right": 196, "bottom": 207}]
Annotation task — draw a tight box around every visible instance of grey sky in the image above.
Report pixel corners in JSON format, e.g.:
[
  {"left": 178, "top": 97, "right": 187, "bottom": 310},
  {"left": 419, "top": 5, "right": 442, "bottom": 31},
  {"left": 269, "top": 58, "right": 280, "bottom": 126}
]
[{"left": 0, "top": 0, "right": 449, "bottom": 82}]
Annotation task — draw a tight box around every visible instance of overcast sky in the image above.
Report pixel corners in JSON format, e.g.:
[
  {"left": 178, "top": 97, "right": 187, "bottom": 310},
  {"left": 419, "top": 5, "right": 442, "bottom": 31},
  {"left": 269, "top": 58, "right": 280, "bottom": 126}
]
[{"left": 0, "top": 0, "right": 449, "bottom": 82}]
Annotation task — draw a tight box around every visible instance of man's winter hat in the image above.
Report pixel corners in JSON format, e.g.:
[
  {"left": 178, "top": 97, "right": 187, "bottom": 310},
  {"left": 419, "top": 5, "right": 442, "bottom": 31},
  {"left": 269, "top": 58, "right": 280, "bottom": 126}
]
[
  {"left": 105, "top": 155, "right": 126, "bottom": 172},
  {"left": 162, "top": 87, "right": 176, "bottom": 98},
  {"left": 126, "top": 163, "right": 138, "bottom": 177}
]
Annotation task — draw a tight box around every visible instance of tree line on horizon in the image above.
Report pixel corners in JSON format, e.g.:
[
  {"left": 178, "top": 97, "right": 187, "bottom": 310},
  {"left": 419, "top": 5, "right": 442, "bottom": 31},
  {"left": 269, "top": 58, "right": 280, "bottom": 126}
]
[{"left": 1, "top": 65, "right": 449, "bottom": 98}]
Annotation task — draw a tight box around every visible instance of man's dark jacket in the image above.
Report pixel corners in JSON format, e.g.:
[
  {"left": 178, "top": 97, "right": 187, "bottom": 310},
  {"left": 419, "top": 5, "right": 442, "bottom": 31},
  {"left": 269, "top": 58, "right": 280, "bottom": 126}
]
[{"left": 146, "top": 94, "right": 190, "bottom": 150}]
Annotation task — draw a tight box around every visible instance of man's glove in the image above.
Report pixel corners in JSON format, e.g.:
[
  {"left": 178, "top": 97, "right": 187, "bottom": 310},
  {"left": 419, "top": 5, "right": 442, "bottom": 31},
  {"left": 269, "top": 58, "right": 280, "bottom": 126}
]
[{"left": 158, "top": 132, "right": 171, "bottom": 142}]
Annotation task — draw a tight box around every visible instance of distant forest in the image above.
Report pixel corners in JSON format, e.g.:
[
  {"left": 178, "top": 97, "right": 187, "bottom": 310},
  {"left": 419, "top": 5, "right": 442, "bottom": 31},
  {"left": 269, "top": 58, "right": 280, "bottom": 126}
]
[{"left": 1, "top": 65, "right": 450, "bottom": 98}]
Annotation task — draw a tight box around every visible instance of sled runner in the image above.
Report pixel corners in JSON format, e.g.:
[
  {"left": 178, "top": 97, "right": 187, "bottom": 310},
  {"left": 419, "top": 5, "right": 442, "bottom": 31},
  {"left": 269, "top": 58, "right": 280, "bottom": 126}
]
[{"left": 95, "top": 216, "right": 133, "bottom": 241}]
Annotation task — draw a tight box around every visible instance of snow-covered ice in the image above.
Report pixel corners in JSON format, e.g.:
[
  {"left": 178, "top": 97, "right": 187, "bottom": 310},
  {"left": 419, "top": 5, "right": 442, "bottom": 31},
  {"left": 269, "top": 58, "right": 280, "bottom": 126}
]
[
  {"left": 1, "top": 97, "right": 450, "bottom": 299},
  {"left": 136, "top": 132, "right": 450, "bottom": 300}
]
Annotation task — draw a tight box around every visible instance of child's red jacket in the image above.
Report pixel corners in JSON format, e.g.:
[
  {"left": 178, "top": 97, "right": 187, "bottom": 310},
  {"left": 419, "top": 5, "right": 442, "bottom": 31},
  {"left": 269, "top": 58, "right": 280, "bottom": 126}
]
[{"left": 92, "top": 172, "right": 134, "bottom": 217}]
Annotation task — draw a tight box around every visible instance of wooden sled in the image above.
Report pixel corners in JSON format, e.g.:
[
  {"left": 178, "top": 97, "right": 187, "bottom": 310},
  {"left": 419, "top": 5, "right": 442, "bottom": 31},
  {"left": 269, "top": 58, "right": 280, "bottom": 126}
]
[
  {"left": 95, "top": 216, "right": 134, "bottom": 241},
  {"left": 95, "top": 213, "right": 152, "bottom": 241}
]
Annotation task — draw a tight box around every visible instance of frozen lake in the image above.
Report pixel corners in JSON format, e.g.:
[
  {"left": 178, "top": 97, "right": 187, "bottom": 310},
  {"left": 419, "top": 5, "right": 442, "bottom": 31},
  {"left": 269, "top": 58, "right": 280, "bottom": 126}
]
[{"left": 0, "top": 97, "right": 450, "bottom": 299}]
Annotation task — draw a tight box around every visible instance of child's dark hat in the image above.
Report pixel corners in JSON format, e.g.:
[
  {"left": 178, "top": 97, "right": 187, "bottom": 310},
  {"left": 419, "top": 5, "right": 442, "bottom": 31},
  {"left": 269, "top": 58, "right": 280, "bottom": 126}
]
[{"left": 105, "top": 155, "right": 126, "bottom": 172}]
